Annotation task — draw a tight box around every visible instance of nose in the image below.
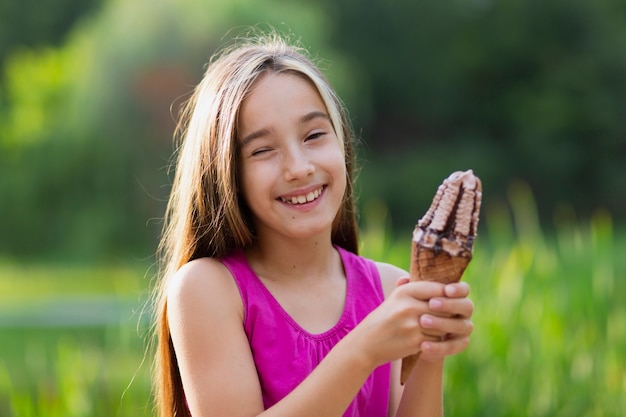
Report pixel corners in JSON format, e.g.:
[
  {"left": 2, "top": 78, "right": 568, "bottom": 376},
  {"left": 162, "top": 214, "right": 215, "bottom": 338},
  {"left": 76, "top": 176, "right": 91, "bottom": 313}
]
[{"left": 283, "top": 145, "right": 315, "bottom": 181}]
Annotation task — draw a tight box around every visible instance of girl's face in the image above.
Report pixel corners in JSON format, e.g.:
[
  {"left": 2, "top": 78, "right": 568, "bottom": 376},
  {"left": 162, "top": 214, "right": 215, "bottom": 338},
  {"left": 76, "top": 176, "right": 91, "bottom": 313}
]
[{"left": 237, "top": 72, "right": 347, "bottom": 242}]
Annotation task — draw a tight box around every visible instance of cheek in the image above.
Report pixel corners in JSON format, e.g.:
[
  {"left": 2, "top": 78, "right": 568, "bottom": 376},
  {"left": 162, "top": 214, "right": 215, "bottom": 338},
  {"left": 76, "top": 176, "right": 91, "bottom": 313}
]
[
  {"left": 331, "top": 155, "right": 348, "bottom": 199},
  {"left": 333, "top": 150, "right": 348, "bottom": 182},
  {"left": 239, "top": 161, "right": 275, "bottom": 207}
]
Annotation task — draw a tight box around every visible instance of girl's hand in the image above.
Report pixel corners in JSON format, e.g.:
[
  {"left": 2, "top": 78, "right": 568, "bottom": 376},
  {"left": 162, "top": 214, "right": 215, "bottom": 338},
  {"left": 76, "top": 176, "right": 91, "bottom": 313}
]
[
  {"left": 415, "top": 281, "right": 474, "bottom": 363},
  {"left": 349, "top": 280, "right": 453, "bottom": 368}
]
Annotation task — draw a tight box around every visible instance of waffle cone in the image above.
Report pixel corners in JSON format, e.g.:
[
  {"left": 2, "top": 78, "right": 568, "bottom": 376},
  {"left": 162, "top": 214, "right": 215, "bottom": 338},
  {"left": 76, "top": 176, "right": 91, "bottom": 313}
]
[{"left": 410, "top": 244, "right": 471, "bottom": 284}]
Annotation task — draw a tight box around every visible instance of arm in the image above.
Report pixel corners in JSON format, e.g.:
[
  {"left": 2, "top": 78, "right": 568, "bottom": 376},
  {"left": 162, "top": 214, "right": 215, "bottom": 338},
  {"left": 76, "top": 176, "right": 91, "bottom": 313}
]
[
  {"left": 167, "top": 258, "right": 456, "bottom": 417},
  {"left": 166, "top": 258, "right": 264, "bottom": 416},
  {"left": 377, "top": 262, "right": 474, "bottom": 417}
]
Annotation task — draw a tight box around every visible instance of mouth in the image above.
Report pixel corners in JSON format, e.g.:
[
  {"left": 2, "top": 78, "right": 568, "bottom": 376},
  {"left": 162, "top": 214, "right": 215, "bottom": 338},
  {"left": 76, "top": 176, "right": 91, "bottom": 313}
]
[{"left": 279, "top": 185, "right": 325, "bottom": 205}]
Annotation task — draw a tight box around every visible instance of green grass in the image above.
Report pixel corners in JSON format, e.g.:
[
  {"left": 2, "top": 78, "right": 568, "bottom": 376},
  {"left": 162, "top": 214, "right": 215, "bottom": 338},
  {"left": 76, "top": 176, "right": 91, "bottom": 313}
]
[
  {"left": 359, "top": 183, "right": 626, "bottom": 416},
  {"left": 0, "top": 262, "right": 148, "bottom": 303},
  {"left": 0, "top": 326, "right": 152, "bottom": 417},
  {"left": 1, "top": 185, "right": 625, "bottom": 416},
  {"left": 0, "top": 263, "right": 154, "bottom": 417}
]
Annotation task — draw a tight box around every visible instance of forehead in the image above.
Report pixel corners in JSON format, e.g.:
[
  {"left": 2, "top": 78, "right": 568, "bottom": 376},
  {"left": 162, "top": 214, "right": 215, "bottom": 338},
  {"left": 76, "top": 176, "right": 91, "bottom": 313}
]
[
  {"left": 238, "top": 72, "right": 328, "bottom": 134},
  {"left": 249, "top": 70, "right": 320, "bottom": 99}
]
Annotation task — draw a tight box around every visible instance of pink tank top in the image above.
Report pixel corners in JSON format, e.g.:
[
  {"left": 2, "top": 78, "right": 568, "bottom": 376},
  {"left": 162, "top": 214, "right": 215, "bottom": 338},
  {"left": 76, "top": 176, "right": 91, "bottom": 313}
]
[{"left": 221, "top": 246, "right": 391, "bottom": 416}]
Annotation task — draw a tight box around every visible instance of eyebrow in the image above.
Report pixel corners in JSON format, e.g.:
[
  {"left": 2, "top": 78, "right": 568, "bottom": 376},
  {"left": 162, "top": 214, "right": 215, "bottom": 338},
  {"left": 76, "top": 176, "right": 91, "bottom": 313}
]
[{"left": 239, "top": 111, "right": 330, "bottom": 148}]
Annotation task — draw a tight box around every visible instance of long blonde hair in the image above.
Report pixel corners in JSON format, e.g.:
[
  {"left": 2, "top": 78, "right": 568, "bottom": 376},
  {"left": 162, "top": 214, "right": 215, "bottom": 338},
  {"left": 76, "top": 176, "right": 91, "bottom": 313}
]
[{"left": 152, "top": 32, "right": 359, "bottom": 417}]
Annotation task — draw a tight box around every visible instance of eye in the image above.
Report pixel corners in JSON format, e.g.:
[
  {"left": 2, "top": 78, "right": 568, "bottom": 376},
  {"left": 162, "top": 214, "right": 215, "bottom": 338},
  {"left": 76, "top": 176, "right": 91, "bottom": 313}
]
[
  {"left": 251, "top": 147, "right": 271, "bottom": 156},
  {"left": 305, "top": 131, "right": 325, "bottom": 141}
]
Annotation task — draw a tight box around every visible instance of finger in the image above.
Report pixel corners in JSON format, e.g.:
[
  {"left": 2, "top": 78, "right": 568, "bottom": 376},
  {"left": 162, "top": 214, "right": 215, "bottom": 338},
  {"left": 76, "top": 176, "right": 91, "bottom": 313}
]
[
  {"left": 421, "top": 333, "right": 442, "bottom": 343},
  {"left": 444, "top": 282, "right": 470, "bottom": 298},
  {"left": 418, "top": 314, "right": 447, "bottom": 338},
  {"left": 420, "top": 335, "right": 471, "bottom": 358},
  {"left": 428, "top": 297, "right": 474, "bottom": 318},
  {"left": 400, "top": 281, "right": 446, "bottom": 301},
  {"left": 396, "top": 277, "right": 410, "bottom": 286},
  {"left": 419, "top": 314, "right": 474, "bottom": 338}
]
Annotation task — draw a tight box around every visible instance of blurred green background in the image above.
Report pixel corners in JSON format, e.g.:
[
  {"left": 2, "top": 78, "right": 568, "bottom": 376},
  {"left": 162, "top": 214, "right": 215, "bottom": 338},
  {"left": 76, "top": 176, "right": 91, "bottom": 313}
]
[{"left": 1, "top": 0, "right": 624, "bottom": 415}]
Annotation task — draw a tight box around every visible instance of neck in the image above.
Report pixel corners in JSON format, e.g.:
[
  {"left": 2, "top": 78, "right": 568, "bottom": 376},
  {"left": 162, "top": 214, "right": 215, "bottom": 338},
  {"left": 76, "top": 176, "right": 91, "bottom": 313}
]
[{"left": 244, "top": 231, "right": 339, "bottom": 283}]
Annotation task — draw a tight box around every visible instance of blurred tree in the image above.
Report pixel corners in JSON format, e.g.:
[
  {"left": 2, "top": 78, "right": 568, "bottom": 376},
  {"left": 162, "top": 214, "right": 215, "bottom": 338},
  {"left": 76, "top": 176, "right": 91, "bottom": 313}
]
[
  {"left": 312, "top": 0, "right": 626, "bottom": 227},
  {"left": 0, "top": 0, "right": 342, "bottom": 261},
  {"left": 1, "top": 0, "right": 625, "bottom": 261},
  {"left": 0, "top": 0, "right": 102, "bottom": 65}
]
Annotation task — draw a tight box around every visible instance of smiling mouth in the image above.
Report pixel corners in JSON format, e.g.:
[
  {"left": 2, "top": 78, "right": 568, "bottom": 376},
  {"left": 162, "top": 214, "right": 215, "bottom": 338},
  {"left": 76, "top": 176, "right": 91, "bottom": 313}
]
[{"left": 279, "top": 186, "right": 325, "bottom": 205}]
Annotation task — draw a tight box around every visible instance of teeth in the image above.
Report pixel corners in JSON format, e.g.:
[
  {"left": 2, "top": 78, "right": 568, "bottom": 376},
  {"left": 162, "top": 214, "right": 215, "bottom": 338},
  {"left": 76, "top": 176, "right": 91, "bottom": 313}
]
[{"left": 282, "top": 187, "right": 322, "bottom": 205}]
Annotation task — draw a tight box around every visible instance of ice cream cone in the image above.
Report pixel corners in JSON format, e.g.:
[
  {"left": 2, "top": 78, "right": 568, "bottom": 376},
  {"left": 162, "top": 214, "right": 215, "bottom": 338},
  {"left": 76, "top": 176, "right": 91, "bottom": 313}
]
[{"left": 400, "top": 170, "right": 482, "bottom": 385}]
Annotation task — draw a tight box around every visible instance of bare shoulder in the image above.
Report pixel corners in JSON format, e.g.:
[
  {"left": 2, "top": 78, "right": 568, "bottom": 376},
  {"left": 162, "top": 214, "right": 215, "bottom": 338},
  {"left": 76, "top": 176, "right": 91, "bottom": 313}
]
[
  {"left": 167, "top": 257, "right": 243, "bottom": 322},
  {"left": 374, "top": 261, "right": 409, "bottom": 298}
]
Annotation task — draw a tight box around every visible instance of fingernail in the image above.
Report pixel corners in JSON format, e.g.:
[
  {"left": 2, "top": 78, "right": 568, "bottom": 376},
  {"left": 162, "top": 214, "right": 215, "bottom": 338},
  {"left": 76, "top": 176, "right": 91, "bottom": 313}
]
[
  {"left": 430, "top": 299, "right": 443, "bottom": 309},
  {"left": 421, "top": 315, "right": 433, "bottom": 327}
]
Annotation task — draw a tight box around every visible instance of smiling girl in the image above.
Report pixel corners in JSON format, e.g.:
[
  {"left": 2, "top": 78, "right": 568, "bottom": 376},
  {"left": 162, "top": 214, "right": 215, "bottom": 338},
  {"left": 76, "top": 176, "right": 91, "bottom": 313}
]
[{"left": 152, "top": 32, "right": 474, "bottom": 417}]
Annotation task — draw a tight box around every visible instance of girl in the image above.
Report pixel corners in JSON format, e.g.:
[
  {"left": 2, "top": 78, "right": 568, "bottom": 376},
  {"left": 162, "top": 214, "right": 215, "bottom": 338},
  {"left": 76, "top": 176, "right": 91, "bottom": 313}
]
[{"left": 153, "top": 32, "right": 474, "bottom": 417}]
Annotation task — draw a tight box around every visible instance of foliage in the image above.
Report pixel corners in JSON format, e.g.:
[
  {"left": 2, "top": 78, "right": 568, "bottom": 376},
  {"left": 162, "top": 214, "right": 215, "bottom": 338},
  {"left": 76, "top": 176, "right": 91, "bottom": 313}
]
[
  {"left": 2, "top": 1, "right": 624, "bottom": 415},
  {"left": 0, "top": 0, "right": 350, "bottom": 262},
  {"left": 1, "top": 0, "right": 625, "bottom": 261},
  {"left": 317, "top": 0, "right": 626, "bottom": 224},
  {"left": 0, "top": 0, "right": 102, "bottom": 66},
  {"left": 0, "top": 326, "right": 152, "bottom": 417},
  {"left": 0, "top": 262, "right": 152, "bottom": 417},
  {"left": 360, "top": 187, "right": 626, "bottom": 416}
]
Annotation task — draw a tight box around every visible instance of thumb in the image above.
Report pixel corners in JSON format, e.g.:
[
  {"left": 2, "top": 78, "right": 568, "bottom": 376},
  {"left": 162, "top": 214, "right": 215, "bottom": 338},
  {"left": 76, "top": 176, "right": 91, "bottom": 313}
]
[{"left": 396, "top": 277, "right": 410, "bottom": 287}]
